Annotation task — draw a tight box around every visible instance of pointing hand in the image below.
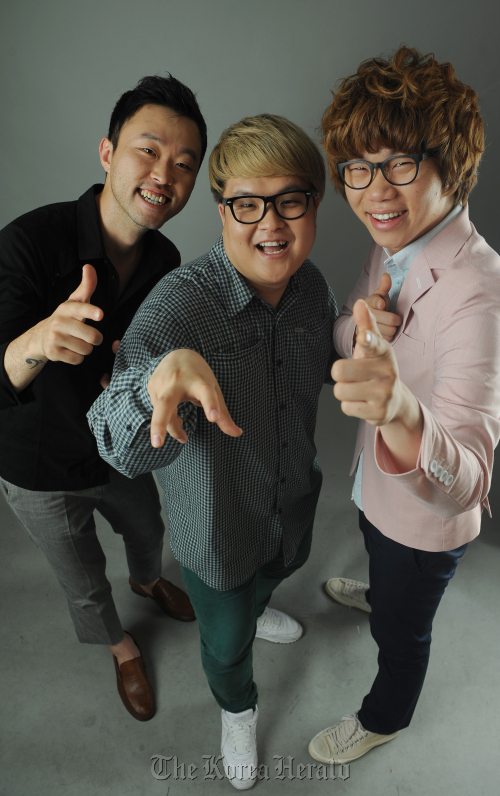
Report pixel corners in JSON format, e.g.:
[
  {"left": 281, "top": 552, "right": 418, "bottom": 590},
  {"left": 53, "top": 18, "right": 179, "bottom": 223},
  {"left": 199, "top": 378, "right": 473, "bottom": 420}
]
[
  {"left": 148, "top": 348, "right": 243, "bottom": 446},
  {"left": 36, "top": 264, "right": 104, "bottom": 365}
]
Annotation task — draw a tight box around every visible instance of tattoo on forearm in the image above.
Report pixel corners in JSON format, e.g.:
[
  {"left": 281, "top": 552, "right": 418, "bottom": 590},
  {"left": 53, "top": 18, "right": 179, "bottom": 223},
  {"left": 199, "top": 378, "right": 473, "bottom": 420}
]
[{"left": 26, "top": 358, "right": 44, "bottom": 370}]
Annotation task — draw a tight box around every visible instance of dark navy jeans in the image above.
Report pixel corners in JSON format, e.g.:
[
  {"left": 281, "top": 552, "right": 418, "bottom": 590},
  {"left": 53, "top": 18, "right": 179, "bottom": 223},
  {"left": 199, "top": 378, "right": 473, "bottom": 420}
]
[{"left": 357, "top": 511, "right": 467, "bottom": 735}]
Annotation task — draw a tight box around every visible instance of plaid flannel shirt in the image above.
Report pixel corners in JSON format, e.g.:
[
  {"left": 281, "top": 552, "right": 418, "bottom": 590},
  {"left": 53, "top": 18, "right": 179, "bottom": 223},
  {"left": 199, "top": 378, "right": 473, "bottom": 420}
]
[{"left": 88, "top": 236, "right": 337, "bottom": 590}]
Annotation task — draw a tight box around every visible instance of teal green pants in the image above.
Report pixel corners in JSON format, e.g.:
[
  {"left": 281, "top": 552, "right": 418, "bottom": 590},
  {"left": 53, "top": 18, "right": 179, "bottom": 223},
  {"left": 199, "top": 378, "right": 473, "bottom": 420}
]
[{"left": 180, "top": 526, "right": 312, "bottom": 713}]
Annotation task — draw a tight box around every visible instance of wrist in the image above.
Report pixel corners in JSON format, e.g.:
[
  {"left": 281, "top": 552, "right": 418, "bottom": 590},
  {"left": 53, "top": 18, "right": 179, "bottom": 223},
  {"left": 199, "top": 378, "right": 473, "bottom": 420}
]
[
  {"left": 383, "top": 383, "right": 422, "bottom": 440},
  {"left": 395, "top": 384, "right": 422, "bottom": 432}
]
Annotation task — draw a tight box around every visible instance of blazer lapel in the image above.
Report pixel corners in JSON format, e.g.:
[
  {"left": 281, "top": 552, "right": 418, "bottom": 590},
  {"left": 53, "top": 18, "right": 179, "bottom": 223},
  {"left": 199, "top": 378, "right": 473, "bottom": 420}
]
[
  {"left": 391, "top": 205, "right": 473, "bottom": 345},
  {"left": 392, "top": 255, "right": 435, "bottom": 344}
]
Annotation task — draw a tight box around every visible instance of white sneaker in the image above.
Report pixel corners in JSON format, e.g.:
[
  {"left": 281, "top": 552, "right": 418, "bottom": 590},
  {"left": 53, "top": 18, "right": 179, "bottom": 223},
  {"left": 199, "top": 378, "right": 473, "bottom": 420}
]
[
  {"left": 324, "top": 577, "right": 371, "bottom": 613},
  {"left": 255, "top": 607, "right": 303, "bottom": 643},
  {"left": 309, "top": 714, "right": 397, "bottom": 764},
  {"left": 221, "top": 707, "right": 258, "bottom": 790}
]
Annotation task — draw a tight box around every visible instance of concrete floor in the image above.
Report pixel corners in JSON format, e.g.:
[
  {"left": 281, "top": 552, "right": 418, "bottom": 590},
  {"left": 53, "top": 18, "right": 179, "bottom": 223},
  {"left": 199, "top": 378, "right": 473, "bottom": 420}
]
[{"left": 1, "top": 388, "right": 499, "bottom": 796}]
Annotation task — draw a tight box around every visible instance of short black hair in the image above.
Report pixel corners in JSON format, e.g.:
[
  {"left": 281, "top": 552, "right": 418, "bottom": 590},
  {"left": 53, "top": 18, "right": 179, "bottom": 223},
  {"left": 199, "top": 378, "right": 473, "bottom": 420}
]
[{"left": 108, "top": 74, "right": 207, "bottom": 166}]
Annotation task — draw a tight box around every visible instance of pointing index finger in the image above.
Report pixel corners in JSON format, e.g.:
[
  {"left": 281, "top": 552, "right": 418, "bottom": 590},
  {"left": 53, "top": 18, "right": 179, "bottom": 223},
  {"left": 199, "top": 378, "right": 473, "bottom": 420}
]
[
  {"left": 61, "top": 300, "right": 103, "bottom": 322},
  {"left": 352, "top": 300, "right": 389, "bottom": 359}
]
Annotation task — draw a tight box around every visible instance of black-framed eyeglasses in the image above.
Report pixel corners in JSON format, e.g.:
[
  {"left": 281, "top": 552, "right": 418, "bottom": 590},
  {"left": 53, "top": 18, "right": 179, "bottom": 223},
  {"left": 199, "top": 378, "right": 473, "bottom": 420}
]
[
  {"left": 222, "top": 190, "right": 317, "bottom": 224},
  {"left": 337, "top": 153, "right": 430, "bottom": 190}
]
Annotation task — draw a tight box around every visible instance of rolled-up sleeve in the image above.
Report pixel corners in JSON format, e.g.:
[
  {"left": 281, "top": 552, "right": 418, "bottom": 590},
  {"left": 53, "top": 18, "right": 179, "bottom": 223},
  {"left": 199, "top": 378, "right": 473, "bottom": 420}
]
[
  {"left": 87, "top": 301, "right": 198, "bottom": 478},
  {"left": 0, "top": 225, "right": 44, "bottom": 408}
]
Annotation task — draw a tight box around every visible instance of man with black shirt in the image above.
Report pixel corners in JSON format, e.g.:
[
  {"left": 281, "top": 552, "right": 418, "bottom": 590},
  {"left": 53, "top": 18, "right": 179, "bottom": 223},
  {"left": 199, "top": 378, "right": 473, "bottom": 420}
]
[{"left": 0, "top": 75, "right": 206, "bottom": 720}]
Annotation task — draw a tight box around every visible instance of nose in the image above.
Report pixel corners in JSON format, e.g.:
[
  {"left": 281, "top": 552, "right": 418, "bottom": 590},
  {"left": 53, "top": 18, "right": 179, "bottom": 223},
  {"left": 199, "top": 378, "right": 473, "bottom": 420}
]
[
  {"left": 151, "top": 157, "right": 173, "bottom": 186},
  {"left": 366, "top": 167, "right": 397, "bottom": 201},
  {"left": 258, "top": 201, "right": 285, "bottom": 228}
]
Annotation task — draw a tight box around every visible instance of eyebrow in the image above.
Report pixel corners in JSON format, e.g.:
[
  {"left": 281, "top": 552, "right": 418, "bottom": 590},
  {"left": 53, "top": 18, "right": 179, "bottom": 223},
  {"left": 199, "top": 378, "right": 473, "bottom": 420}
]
[
  {"left": 230, "top": 182, "right": 306, "bottom": 197},
  {"left": 357, "top": 150, "right": 399, "bottom": 161},
  {"left": 137, "top": 133, "right": 199, "bottom": 162}
]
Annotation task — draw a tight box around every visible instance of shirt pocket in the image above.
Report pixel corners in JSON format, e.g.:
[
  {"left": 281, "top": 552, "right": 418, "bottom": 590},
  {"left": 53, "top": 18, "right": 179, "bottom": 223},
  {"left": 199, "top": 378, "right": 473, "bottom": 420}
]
[
  {"left": 287, "top": 315, "right": 332, "bottom": 397},
  {"left": 208, "top": 339, "right": 267, "bottom": 429}
]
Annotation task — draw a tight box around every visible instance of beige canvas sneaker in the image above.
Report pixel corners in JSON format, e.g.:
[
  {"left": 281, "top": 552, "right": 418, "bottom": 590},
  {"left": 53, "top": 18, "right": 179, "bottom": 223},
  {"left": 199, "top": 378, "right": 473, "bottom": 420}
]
[
  {"left": 309, "top": 714, "right": 397, "bottom": 764},
  {"left": 324, "top": 577, "right": 371, "bottom": 612}
]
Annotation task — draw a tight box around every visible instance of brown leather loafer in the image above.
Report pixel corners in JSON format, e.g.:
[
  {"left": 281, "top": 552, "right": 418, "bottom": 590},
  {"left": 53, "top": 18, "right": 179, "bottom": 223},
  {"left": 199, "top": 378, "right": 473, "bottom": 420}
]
[
  {"left": 113, "top": 636, "right": 155, "bottom": 721},
  {"left": 129, "top": 576, "right": 196, "bottom": 622}
]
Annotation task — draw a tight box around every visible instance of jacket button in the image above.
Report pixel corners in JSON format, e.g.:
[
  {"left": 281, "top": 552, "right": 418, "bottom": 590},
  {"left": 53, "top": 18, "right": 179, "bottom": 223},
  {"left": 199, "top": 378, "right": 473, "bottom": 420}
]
[
  {"left": 435, "top": 465, "right": 443, "bottom": 478},
  {"left": 444, "top": 474, "right": 454, "bottom": 486}
]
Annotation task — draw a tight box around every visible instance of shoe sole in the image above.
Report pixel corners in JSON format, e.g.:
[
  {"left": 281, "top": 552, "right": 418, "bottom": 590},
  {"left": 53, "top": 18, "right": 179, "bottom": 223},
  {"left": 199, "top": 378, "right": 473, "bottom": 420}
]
[
  {"left": 222, "top": 759, "right": 257, "bottom": 791},
  {"left": 324, "top": 581, "right": 371, "bottom": 613},
  {"left": 308, "top": 731, "right": 397, "bottom": 764},
  {"left": 254, "top": 629, "right": 303, "bottom": 644}
]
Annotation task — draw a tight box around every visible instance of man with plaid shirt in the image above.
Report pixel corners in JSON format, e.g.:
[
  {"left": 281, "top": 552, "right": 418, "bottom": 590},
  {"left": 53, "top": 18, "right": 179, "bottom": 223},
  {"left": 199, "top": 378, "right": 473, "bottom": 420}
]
[{"left": 88, "top": 114, "right": 337, "bottom": 790}]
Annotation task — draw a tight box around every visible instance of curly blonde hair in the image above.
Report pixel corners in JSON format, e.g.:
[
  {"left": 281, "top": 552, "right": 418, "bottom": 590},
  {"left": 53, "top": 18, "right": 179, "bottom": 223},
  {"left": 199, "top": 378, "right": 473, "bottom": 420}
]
[
  {"left": 321, "top": 46, "right": 484, "bottom": 205},
  {"left": 209, "top": 114, "right": 325, "bottom": 202}
]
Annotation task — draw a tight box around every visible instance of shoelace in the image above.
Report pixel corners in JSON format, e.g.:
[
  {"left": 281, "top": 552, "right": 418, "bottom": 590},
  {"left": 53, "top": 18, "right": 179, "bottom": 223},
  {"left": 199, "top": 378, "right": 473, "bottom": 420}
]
[
  {"left": 257, "top": 608, "right": 281, "bottom": 633},
  {"left": 342, "top": 580, "right": 367, "bottom": 604},
  {"left": 227, "top": 718, "right": 256, "bottom": 755},
  {"left": 325, "top": 716, "right": 369, "bottom": 753}
]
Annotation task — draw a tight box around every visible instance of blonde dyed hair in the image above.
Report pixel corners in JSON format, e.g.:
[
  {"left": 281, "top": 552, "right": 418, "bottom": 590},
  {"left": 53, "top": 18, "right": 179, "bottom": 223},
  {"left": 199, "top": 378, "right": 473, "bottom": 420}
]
[{"left": 209, "top": 114, "right": 326, "bottom": 202}]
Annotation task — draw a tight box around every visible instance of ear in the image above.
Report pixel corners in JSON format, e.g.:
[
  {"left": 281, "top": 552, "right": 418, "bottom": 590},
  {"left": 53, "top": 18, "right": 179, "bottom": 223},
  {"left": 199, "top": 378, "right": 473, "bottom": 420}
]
[
  {"left": 99, "top": 137, "right": 113, "bottom": 174},
  {"left": 313, "top": 194, "right": 321, "bottom": 218},
  {"left": 218, "top": 203, "right": 226, "bottom": 227}
]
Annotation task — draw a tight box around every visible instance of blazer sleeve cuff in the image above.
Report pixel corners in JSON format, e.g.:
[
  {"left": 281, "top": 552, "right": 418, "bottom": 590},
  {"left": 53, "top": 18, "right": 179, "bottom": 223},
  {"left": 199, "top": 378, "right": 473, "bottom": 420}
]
[{"left": 374, "top": 401, "right": 483, "bottom": 519}]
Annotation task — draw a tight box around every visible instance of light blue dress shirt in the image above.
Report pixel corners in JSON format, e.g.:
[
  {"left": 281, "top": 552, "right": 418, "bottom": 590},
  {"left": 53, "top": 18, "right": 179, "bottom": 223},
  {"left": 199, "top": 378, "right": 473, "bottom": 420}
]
[{"left": 352, "top": 204, "right": 463, "bottom": 511}]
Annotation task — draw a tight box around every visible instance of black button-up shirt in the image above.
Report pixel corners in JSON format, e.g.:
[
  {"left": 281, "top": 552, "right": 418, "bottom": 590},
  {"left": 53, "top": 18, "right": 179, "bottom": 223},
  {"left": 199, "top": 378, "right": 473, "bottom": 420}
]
[
  {"left": 88, "top": 237, "right": 337, "bottom": 590},
  {"left": 0, "top": 185, "right": 180, "bottom": 490}
]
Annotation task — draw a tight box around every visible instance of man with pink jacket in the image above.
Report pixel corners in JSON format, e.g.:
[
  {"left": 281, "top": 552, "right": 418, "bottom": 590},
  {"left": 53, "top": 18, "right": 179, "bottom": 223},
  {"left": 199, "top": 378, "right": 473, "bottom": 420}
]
[{"left": 309, "top": 46, "right": 500, "bottom": 763}]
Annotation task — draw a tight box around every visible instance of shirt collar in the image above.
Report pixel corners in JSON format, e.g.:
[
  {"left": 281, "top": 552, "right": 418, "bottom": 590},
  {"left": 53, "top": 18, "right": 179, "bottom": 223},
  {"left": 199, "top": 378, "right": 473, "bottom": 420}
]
[
  {"left": 383, "top": 203, "right": 463, "bottom": 272},
  {"left": 77, "top": 184, "right": 107, "bottom": 261},
  {"left": 208, "top": 236, "right": 307, "bottom": 317},
  {"left": 75, "top": 183, "right": 172, "bottom": 284}
]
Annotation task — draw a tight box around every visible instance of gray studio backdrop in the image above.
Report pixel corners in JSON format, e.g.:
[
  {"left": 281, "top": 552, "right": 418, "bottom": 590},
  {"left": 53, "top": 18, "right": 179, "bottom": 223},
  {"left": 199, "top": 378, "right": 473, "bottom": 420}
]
[{"left": 1, "top": 0, "right": 500, "bottom": 499}]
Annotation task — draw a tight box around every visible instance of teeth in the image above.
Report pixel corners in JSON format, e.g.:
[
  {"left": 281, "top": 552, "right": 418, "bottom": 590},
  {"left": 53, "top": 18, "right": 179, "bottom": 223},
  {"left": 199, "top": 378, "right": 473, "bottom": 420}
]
[
  {"left": 259, "top": 241, "right": 287, "bottom": 247},
  {"left": 140, "top": 190, "right": 166, "bottom": 205},
  {"left": 371, "top": 212, "right": 404, "bottom": 221}
]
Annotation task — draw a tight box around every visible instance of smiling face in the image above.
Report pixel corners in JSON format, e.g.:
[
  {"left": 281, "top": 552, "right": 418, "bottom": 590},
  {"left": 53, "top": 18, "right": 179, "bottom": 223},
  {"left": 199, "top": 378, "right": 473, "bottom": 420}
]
[
  {"left": 345, "top": 147, "right": 455, "bottom": 253},
  {"left": 219, "top": 175, "right": 319, "bottom": 307},
  {"left": 98, "top": 103, "right": 201, "bottom": 240}
]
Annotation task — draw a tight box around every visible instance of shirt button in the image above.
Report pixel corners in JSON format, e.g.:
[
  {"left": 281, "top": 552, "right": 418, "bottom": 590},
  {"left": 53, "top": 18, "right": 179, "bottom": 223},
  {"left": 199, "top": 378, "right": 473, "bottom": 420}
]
[
  {"left": 278, "top": 508, "right": 282, "bottom": 515},
  {"left": 280, "top": 477, "right": 286, "bottom": 484},
  {"left": 126, "top": 424, "right": 132, "bottom": 431},
  {"left": 279, "top": 403, "right": 286, "bottom": 411},
  {"left": 282, "top": 442, "right": 288, "bottom": 449},
  {"left": 276, "top": 359, "right": 282, "bottom": 367}
]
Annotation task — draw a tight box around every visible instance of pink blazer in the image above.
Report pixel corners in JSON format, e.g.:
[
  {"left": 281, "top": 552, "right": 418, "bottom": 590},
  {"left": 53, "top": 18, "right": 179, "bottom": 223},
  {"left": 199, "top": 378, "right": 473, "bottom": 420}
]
[{"left": 334, "top": 206, "right": 500, "bottom": 551}]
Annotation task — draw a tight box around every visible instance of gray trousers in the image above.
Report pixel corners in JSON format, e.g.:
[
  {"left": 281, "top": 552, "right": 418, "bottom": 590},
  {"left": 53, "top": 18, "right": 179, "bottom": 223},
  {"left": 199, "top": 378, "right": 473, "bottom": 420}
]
[{"left": 0, "top": 468, "right": 164, "bottom": 645}]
